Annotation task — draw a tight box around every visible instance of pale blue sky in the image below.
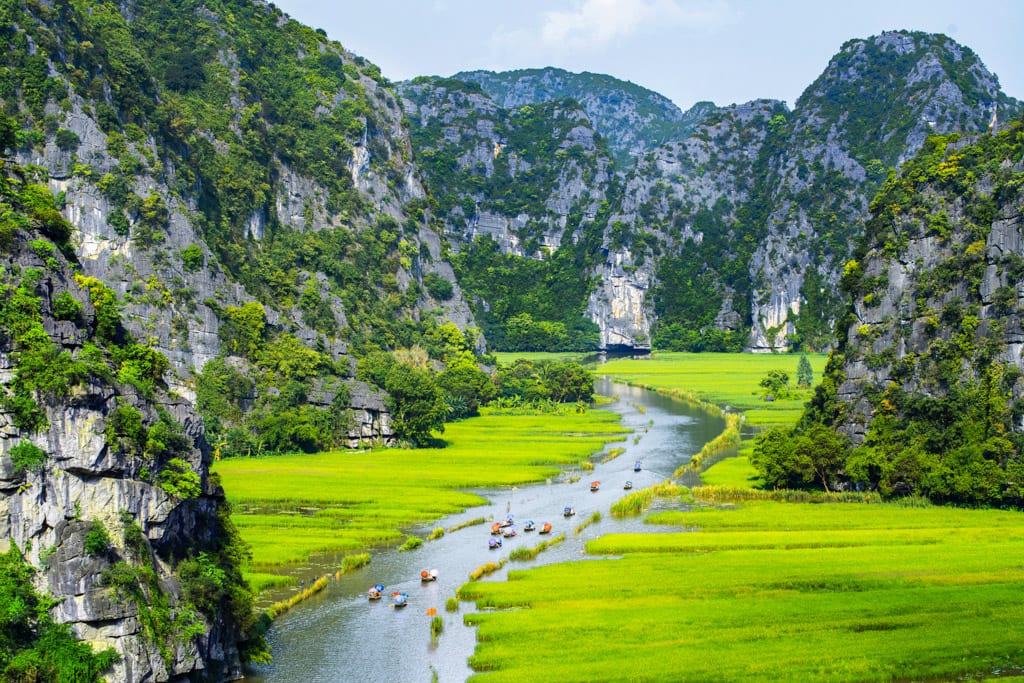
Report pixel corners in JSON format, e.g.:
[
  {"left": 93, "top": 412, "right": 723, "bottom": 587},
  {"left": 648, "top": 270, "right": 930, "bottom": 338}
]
[{"left": 273, "top": 0, "right": 1022, "bottom": 111}]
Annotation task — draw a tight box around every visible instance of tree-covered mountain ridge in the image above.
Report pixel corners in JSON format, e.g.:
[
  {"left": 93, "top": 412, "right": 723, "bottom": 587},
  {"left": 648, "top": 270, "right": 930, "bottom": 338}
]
[
  {"left": 409, "top": 32, "right": 1020, "bottom": 352},
  {"left": 754, "top": 117, "right": 1024, "bottom": 506}
]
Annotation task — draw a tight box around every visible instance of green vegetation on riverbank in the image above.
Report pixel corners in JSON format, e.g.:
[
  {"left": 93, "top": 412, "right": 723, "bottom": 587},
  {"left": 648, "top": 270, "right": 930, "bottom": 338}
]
[
  {"left": 213, "top": 408, "right": 628, "bottom": 571},
  {"left": 598, "top": 352, "right": 828, "bottom": 427},
  {"left": 460, "top": 496, "right": 1024, "bottom": 681}
]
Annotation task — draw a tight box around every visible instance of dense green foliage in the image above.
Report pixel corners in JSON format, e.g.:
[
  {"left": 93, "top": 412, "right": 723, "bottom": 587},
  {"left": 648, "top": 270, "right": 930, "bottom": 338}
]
[
  {"left": 754, "top": 120, "right": 1024, "bottom": 506},
  {"left": 0, "top": 548, "right": 119, "bottom": 681}
]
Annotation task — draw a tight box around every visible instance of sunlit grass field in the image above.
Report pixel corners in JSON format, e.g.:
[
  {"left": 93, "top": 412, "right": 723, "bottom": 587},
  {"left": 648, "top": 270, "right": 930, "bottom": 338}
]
[
  {"left": 214, "top": 408, "right": 629, "bottom": 569},
  {"left": 599, "top": 351, "right": 828, "bottom": 427},
  {"left": 460, "top": 499, "right": 1024, "bottom": 682}
]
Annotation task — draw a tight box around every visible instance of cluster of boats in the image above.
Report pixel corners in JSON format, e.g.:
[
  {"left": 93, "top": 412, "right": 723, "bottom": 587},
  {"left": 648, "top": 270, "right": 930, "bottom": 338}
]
[
  {"left": 487, "top": 513, "right": 556, "bottom": 548},
  {"left": 371, "top": 461, "right": 648, "bottom": 602}
]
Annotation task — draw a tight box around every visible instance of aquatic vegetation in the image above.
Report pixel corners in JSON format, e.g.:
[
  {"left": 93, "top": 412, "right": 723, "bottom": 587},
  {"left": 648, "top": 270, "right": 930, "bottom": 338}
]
[
  {"left": 676, "top": 412, "right": 742, "bottom": 477},
  {"left": 430, "top": 615, "right": 444, "bottom": 640},
  {"left": 467, "top": 560, "right": 506, "bottom": 582},
  {"left": 397, "top": 537, "right": 423, "bottom": 552},
  {"left": 445, "top": 596, "right": 459, "bottom": 613},
  {"left": 573, "top": 511, "right": 601, "bottom": 535},
  {"left": 338, "top": 553, "right": 371, "bottom": 575},
  {"left": 599, "top": 447, "right": 626, "bottom": 463},
  {"left": 508, "top": 534, "right": 565, "bottom": 562},
  {"left": 264, "top": 575, "right": 329, "bottom": 621},
  {"left": 609, "top": 480, "right": 688, "bottom": 518},
  {"left": 447, "top": 517, "right": 487, "bottom": 534},
  {"left": 426, "top": 527, "right": 445, "bottom": 541}
]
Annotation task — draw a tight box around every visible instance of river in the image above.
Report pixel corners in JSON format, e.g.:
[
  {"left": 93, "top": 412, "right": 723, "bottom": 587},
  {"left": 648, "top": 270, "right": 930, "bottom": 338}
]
[{"left": 244, "top": 377, "right": 724, "bottom": 683}]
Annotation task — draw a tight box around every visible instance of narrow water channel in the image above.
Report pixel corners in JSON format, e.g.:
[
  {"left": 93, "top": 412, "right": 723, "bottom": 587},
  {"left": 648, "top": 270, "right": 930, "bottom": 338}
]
[{"left": 244, "top": 378, "right": 724, "bottom": 683}]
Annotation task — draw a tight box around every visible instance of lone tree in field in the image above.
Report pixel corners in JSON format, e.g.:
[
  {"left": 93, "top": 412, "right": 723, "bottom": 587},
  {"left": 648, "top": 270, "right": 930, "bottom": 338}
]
[
  {"left": 796, "top": 355, "right": 813, "bottom": 388},
  {"left": 759, "top": 369, "right": 790, "bottom": 400}
]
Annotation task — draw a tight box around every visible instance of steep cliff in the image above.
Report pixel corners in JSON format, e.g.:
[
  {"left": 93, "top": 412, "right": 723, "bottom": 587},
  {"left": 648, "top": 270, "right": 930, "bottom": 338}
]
[
  {"left": 453, "top": 67, "right": 714, "bottom": 167},
  {"left": 400, "top": 77, "right": 616, "bottom": 350},
  {"left": 0, "top": 0, "right": 485, "bottom": 452},
  {"left": 410, "top": 32, "right": 1018, "bottom": 353},
  {"left": 747, "top": 31, "right": 1020, "bottom": 350},
  {"left": 780, "top": 118, "right": 1024, "bottom": 505},
  {"left": 0, "top": 153, "right": 255, "bottom": 679}
]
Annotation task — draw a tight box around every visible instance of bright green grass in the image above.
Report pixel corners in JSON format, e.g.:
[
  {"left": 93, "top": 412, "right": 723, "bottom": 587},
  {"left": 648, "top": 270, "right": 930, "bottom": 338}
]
[
  {"left": 699, "top": 454, "right": 761, "bottom": 488},
  {"left": 599, "top": 352, "right": 828, "bottom": 427},
  {"left": 215, "top": 408, "right": 629, "bottom": 568},
  {"left": 460, "top": 500, "right": 1024, "bottom": 681}
]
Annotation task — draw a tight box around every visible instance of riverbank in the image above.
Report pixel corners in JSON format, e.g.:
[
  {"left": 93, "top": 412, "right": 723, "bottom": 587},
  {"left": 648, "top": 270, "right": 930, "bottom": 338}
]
[
  {"left": 214, "top": 407, "right": 630, "bottom": 591},
  {"left": 455, "top": 353, "right": 1024, "bottom": 682},
  {"left": 461, "top": 495, "right": 1024, "bottom": 682}
]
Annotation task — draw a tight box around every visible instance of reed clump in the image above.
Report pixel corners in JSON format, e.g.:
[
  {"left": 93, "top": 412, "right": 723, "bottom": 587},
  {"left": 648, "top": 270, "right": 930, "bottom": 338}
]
[
  {"left": 430, "top": 615, "right": 444, "bottom": 640},
  {"left": 674, "top": 413, "right": 743, "bottom": 477},
  {"left": 610, "top": 480, "right": 688, "bottom": 518},
  {"left": 468, "top": 560, "right": 506, "bottom": 581},
  {"left": 445, "top": 596, "right": 459, "bottom": 613},
  {"left": 398, "top": 536, "right": 423, "bottom": 552},
  {"left": 337, "top": 553, "right": 371, "bottom": 577},
  {"left": 574, "top": 511, "right": 601, "bottom": 535},
  {"left": 264, "top": 574, "right": 329, "bottom": 621},
  {"left": 509, "top": 534, "right": 566, "bottom": 561},
  {"left": 447, "top": 517, "right": 487, "bottom": 533},
  {"left": 601, "top": 447, "right": 626, "bottom": 463},
  {"left": 426, "top": 527, "right": 445, "bottom": 541}
]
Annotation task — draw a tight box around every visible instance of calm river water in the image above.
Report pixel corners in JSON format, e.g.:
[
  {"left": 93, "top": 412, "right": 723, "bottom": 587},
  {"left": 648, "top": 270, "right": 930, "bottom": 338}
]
[{"left": 244, "top": 377, "right": 724, "bottom": 683}]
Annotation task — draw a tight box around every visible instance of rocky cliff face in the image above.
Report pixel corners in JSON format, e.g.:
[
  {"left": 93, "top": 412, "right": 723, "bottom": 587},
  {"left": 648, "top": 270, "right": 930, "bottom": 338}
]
[
  {"left": 409, "top": 32, "right": 1018, "bottom": 353},
  {"left": 832, "top": 121, "right": 1024, "bottom": 446},
  {"left": 2, "top": 0, "right": 482, "bottom": 446},
  {"left": 747, "top": 31, "right": 1019, "bottom": 351},
  {"left": 454, "top": 67, "right": 714, "bottom": 167},
  {"left": 0, "top": 182, "right": 250, "bottom": 680}
]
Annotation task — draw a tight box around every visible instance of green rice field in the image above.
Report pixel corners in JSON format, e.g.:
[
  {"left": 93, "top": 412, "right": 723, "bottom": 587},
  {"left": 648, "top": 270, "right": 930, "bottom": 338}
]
[
  {"left": 214, "top": 408, "right": 629, "bottom": 569},
  {"left": 460, "top": 498, "right": 1024, "bottom": 682},
  {"left": 599, "top": 351, "right": 828, "bottom": 426}
]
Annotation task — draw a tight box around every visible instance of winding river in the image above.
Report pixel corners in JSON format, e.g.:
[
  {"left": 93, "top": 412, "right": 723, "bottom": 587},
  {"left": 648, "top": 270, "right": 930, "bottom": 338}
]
[{"left": 244, "top": 377, "right": 724, "bottom": 683}]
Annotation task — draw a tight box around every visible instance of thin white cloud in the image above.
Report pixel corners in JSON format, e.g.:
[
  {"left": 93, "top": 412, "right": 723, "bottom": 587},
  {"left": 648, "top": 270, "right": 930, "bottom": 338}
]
[{"left": 540, "top": 0, "right": 738, "bottom": 50}]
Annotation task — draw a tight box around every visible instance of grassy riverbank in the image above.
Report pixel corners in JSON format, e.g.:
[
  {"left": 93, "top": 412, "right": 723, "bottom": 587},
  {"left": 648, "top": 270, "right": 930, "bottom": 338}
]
[
  {"left": 598, "top": 352, "right": 828, "bottom": 427},
  {"left": 456, "top": 351, "right": 1024, "bottom": 681},
  {"left": 214, "top": 408, "right": 629, "bottom": 572},
  {"left": 460, "top": 496, "right": 1024, "bottom": 681}
]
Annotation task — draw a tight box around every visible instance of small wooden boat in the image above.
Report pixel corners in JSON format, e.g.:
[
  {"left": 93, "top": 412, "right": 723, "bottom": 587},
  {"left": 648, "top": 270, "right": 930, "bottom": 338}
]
[
  {"left": 392, "top": 592, "right": 408, "bottom": 608},
  {"left": 523, "top": 520, "right": 536, "bottom": 532},
  {"left": 563, "top": 505, "right": 575, "bottom": 517},
  {"left": 368, "top": 588, "right": 383, "bottom": 600},
  {"left": 624, "top": 481, "right": 633, "bottom": 490},
  {"left": 499, "top": 515, "right": 514, "bottom": 529},
  {"left": 488, "top": 537, "right": 502, "bottom": 549},
  {"left": 420, "top": 569, "right": 438, "bottom": 582},
  {"left": 503, "top": 528, "right": 517, "bottom": 538},
  {"left": 491, "top": 522, "right": 503, "bottom": 535},
  {"left": 590, "top": 481, "right": 600, "bottom": 492},
  {"left": 538, "top": 522, "right": 552, "bottom": 535},
  {"left": 634, "top": 461, "right": 642, "bottom": 472}
]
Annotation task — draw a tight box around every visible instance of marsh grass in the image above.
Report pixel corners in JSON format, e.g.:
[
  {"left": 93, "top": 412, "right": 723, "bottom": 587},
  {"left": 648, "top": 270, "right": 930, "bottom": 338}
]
[
  {"left": 215, "top": 409, "right": 628, "bottom": 574},
  {"left": 461, "top": 500, "right": 1024, "bottom": 681},
  {"left": 448, "top": 517, "right": 487, "bottom": 534},
  {"left": 609, "top": 480, "right": 687, "bottom": 518},
  {"left": 398, "top": 536, "right": 423, "bottom": 552},
  {"left": 508, "top": 533, "right": 565, "bottom": 562},
  {"left": 573, "top": 511, "right": 601, "bottom": 535},
  {"left": 468, "top": 560, "right": 506, "bottom": 582},
  {"left": 445, "top": 596, "right": 459, "bottom": 613},
  {"left": 430, "top": 615, "right": 444, "bottom": 640},
  {"left": 600, "top": 447, "right": 626, "bottom": 463},
  {"left": 676, "top": 413, "right": 742, "bottom": 477},
  {"left": 426, "top": 527, "right": 445, "bottom": 541}
]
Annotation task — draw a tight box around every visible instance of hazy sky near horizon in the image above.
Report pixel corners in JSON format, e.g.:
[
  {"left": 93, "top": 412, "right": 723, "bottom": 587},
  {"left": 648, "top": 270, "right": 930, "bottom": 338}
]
[{"left": 272, "top": 0, "right": 1022, "bottom": 112}]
